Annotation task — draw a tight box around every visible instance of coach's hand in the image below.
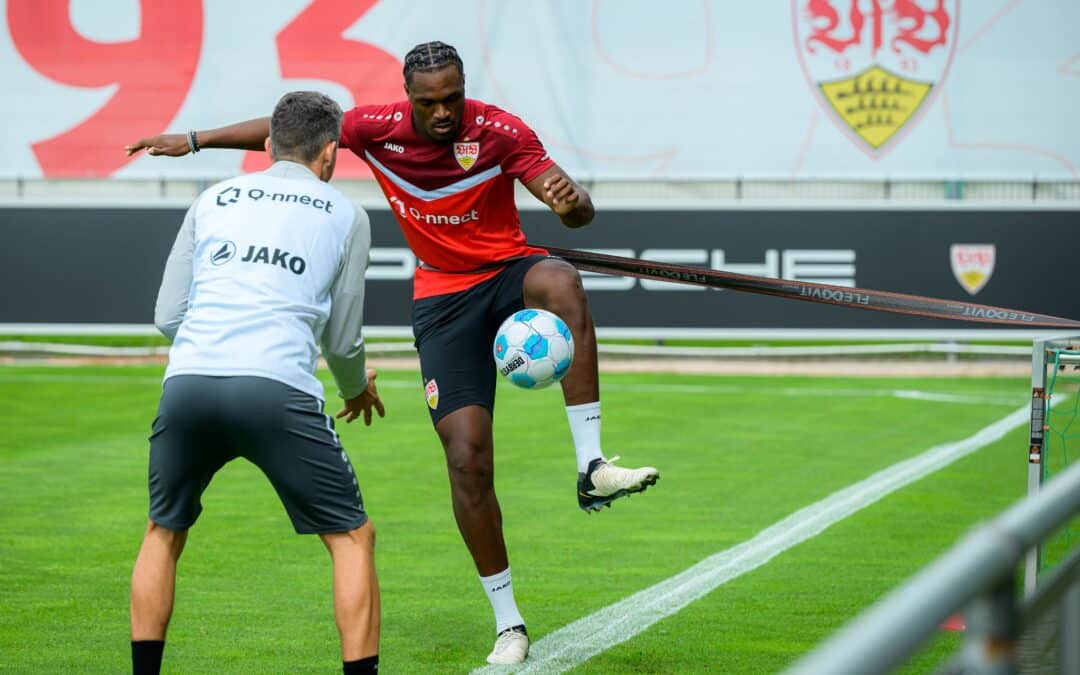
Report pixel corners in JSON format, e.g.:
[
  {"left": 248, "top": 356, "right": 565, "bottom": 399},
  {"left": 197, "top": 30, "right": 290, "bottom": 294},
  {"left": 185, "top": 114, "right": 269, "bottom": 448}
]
[
  {"left": 336, "top": 369, "right": 386, "bottom": 426},
  {"left": 125, "top": 134, "right": 191, "bottom": 157}
]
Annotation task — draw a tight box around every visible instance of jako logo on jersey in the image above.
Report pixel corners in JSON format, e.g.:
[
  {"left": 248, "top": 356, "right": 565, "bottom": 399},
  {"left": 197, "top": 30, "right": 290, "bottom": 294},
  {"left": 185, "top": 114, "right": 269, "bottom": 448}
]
[
  {"left": 453, "top": 142, "right": 480, "bottom": 171},
  {"left": 210, "top": 240, "right": 236, "bottom": 265},
  {"left": 239, "top": 246, "right": 307, "bottom": 275},
  {"left": 425, "top": 379, "right": 439, "bottom": 410},
  {"left": 383, "top": 142, "right": 405, "bottom": 154}
]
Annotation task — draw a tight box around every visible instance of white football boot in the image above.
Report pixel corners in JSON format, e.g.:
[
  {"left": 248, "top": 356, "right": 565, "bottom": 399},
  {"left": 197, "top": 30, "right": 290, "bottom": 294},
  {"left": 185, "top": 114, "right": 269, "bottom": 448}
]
[
  {"left": 486, "top": 625, "right": 529, "bottom": 664},
  {"left": 577, "top": 456, "right": 660, "bottom": 513}
]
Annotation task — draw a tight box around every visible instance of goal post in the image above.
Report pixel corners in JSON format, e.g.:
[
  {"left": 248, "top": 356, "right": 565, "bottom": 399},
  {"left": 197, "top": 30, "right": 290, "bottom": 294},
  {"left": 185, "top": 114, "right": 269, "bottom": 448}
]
[{"left": 1026, "top": 336, "right": 1080, "bottom": 596}]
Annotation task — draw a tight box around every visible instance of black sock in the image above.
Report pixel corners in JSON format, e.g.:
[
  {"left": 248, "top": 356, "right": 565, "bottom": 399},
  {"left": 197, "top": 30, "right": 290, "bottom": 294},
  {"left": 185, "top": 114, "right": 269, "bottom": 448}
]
[
  {"left": 343, "top": 654, "right": 379, "bottom": 674},
  {"left": 131, "top": 640, "right": 165, "bottom": 675}
]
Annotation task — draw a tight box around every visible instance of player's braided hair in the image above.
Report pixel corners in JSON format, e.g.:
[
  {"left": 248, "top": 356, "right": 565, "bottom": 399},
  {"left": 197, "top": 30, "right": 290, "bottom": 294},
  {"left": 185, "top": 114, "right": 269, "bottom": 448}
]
[{"left": 403, "top": 41, "right": 464, "bottom": 84}]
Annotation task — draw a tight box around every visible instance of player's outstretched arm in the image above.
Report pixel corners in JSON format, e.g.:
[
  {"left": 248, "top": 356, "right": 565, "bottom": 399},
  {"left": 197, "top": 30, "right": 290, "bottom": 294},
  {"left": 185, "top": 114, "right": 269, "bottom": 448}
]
[
  {"left": 525, "top": 165, "right": 595, "bottom": 228},
  {"left": 124, "top": 117, "right": 271, "bottom": 156},
  {"left": 335, "top": 369, "right": 386, "bottom": 426}
]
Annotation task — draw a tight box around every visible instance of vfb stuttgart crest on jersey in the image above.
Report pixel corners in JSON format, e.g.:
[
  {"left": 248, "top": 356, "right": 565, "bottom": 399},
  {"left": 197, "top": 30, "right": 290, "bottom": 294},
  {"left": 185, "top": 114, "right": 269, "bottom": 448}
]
[
  {"left": 793, "top": 0, "right": 958, "bottom": 155},
  {"left": 454, "top": 142, "right": 480, "bottom": 171},
  {"left": 950, "top": 244, "right": 995, "bottom": 296}
]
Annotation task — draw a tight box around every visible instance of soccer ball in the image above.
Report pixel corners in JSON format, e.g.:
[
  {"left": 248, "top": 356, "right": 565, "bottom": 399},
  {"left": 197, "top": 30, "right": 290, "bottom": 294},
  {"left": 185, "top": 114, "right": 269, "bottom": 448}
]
[{"left": 493, "top": 309, "right": 575, "bottom": 389}]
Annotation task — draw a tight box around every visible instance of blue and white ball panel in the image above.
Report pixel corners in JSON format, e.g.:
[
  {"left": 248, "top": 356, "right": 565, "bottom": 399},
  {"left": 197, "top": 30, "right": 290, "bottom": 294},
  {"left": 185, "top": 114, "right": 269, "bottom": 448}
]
[{"left": 492, "top": 308, "right": 575, "bottom": 390}]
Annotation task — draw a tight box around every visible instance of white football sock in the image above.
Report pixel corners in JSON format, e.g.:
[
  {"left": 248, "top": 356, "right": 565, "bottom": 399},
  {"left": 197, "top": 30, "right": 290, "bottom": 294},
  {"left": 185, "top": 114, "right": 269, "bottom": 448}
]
[
  {"left": 566, "top": 401, "right": 604, "bottom": 473},
  {"left": 479, "top": 567, "right": 525, "bottom": 633}
]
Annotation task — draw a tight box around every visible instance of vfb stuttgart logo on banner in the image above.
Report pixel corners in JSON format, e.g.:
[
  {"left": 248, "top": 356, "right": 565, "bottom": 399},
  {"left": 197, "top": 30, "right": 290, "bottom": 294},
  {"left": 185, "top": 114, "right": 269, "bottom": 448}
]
[
  {"left": 454, "top": 142, "right": 480, "bottom": 171},
  {"left": 793, "top": 0, "right": 959, "bottom": 155},
  {"left": 950, "top": 244, "right": 995, "bottom": 296}
]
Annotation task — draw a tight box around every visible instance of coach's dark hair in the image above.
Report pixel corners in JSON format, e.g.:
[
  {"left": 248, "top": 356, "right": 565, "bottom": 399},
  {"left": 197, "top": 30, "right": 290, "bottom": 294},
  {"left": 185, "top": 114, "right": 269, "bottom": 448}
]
[
  {"left": 269, "top": 91, "right": 343, "bottom": 163},
  {"left": 403, "top": 41, "right": 464, "bottom": 84}
]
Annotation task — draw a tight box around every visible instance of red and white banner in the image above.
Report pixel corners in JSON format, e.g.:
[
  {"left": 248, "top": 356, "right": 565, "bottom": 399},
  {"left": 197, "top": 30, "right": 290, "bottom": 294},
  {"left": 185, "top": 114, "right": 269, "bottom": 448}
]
[{"left": 3, "top": 0, "right": 1078, "bottom": 179}]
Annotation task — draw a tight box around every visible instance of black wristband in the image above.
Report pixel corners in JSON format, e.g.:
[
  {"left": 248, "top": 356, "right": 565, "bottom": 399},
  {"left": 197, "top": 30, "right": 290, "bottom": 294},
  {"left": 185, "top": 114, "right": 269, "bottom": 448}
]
[{"left": 187, "top": 130, "right": 200, "bottom": 153}]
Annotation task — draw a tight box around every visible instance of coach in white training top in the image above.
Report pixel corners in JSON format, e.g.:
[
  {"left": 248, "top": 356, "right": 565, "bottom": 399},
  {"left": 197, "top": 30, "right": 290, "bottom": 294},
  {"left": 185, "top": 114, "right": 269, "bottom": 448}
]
[{"left": 129, "top": 91, "right": 385, "bottom": 675}]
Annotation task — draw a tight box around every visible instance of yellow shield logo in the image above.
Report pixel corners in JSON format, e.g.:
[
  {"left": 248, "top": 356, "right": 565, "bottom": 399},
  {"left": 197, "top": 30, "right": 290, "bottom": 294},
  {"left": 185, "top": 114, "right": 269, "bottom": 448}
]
[
  {"left": 950, "top": 244, "right": 995, "bottom": 296},
  {"left": 793, "top": 0, "right": 958, "bottom": 155},
  {"left": 425, "top": 379, "right": 439, "bottom": 410},
  {"left": 454, "top": 142, "right": 480, "bottom": 171}
]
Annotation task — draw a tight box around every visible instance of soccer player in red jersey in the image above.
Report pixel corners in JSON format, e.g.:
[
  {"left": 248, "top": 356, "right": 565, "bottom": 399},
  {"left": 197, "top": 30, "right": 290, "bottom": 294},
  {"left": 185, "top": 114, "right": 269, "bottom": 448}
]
[{"left": 126, "top": 41, "right": 660, "bottom": 666}]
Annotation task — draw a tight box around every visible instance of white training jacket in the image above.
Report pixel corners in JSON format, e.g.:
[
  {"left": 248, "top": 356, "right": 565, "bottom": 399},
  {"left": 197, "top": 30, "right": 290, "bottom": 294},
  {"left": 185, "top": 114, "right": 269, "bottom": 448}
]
[{"left": 154, "top": 160, "right": 371, "bottom": 402}]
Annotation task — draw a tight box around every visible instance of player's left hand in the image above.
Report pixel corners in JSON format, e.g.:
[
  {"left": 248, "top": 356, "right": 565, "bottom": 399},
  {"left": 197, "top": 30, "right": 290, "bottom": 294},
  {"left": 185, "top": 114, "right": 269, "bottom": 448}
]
[
  {"left": 336, "top": 369, "right": 386, "bottom": 425},
  {"left": 124, "top": 134, "right": 191, "bottom": 157},
  {"left": 543, "top": 175, "right": 581, "bottom": 217}
]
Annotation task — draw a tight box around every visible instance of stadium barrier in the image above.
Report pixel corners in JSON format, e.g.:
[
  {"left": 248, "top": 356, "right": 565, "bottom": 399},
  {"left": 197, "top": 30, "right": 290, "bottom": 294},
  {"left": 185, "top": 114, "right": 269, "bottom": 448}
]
[
  {"left": 0, "top": 340, "right": 1034, "bottom": 360},
  {"left": 785, "top": 458, "right": 1080, "bottom": 674},
  {"left": 3, "top": 177, "right": 1080, "bottom": 203},
  {"left": 3, "top": 204, "right": 1080, "bottom": 337}
]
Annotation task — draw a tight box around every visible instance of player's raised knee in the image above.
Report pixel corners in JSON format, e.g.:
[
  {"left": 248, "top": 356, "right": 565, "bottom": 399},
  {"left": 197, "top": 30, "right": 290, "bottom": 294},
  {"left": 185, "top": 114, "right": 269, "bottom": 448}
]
[{"left": 525, "top": 258, "right": 586, "bottom": 307}]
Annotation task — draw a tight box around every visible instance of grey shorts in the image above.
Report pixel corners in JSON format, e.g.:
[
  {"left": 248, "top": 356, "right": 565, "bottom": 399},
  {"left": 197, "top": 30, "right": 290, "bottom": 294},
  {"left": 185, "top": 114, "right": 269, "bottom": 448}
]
[{"left": 147, "top": 375, "right": 367, "bottom": 534}]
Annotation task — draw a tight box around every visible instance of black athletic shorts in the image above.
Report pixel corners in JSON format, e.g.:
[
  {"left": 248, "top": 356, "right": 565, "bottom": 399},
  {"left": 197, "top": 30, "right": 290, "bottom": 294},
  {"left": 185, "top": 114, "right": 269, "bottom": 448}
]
[
  {"left": 147, "top": 375, "right": 367, "bottom": 534},
  {"left": 412, "top": 255, "right": 547, "bottom": 425}
]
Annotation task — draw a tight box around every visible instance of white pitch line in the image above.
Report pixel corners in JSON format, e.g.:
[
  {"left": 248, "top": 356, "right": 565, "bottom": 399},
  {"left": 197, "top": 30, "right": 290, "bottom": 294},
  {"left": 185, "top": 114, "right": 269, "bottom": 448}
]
[
  {"left": 473, "top": 403, "right": 1033, "bottom": 675},
  {"left": 595, "top": 382, "right": 1022, "bottom": 406},
  {"left": 888, "top": 389, "right": 1018, "bottom": 405}
]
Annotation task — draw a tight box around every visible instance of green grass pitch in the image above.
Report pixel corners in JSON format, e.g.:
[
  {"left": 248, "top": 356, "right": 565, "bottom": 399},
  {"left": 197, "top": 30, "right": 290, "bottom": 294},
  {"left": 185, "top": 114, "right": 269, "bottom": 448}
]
[{"left": 0, "top": 365, "right": 1033, "bottom": 673}]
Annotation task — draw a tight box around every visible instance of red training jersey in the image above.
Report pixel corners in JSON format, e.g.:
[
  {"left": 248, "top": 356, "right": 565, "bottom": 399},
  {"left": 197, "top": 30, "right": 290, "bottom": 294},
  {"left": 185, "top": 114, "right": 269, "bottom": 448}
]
[{"left": 339, "top": 98, "right": 555, "bottom": 299}]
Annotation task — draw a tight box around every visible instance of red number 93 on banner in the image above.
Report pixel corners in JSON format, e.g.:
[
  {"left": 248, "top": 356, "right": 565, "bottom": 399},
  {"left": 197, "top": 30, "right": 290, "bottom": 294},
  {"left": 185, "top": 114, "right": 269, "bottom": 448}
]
[
  {"left": 8, "top": 0, "right": 402, "bottom": 178},
  {"left": 8, "top": 0, "right": 203, "bottom": 177}
]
